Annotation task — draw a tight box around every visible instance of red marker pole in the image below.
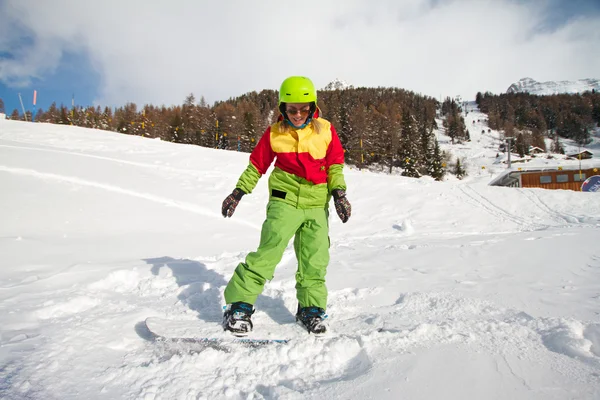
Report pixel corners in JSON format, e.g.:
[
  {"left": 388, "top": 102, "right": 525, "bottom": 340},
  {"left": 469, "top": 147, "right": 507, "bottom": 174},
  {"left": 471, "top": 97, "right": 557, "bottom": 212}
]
[{"left": 32, "top": 90, "right": 37, "bottom": 122}]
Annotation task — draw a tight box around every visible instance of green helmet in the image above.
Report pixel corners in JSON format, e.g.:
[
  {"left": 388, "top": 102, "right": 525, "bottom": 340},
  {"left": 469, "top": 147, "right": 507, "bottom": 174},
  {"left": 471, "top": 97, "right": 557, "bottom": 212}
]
[{"left": 278, "top": 76, "right": 317, "bottom": 105}]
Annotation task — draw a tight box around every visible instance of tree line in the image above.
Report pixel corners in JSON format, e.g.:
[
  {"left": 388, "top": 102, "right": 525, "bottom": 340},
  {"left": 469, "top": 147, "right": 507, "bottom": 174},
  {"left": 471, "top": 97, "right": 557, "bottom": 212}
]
[
  {"left": 475, "top": 90, "right": 600, "bottom": 156},
  {"left": 1, "top": 87, "right": 452, "bottom": 180},
  {"left": 6, "top": 86, "right": 598, "bottom": 179}
]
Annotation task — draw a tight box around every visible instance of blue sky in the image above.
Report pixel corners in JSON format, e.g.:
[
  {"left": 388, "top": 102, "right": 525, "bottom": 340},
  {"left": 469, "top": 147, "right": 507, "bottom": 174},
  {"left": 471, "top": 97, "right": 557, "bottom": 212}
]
[
  {"left": 0, "top": 52, "right": 98, "bottom": 115},
  {"left": 539, "top": 0, "right": 600, "bottom": 28},
  {"left": 1, "top": 0, "right": 599, "bottom": 117}
]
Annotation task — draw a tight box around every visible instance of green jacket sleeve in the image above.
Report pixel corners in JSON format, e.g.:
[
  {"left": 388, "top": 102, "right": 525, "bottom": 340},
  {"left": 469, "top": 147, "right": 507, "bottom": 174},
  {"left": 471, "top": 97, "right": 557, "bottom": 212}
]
[
  {"left": 327, "top": 163, "right": 347, "bottom": 193},
  {"left": 236, "top": 163, "right": 262, "bottom": 194}
]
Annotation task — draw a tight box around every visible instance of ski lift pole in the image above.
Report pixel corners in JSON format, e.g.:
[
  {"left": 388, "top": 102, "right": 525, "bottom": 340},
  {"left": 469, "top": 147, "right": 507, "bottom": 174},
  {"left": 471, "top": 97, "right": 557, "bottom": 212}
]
[
  {"left": 18, "top": 93, "right": 28, "bottom": 121},
  {"left": 506, "top": 137, "right": 514, "bottom": 168}
]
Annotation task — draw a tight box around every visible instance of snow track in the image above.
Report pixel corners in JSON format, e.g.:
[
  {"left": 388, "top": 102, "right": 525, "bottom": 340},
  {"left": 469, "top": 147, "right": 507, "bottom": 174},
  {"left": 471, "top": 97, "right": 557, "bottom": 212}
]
[
  {"left": 0, "top": 143, "right": 217, "bottom": 178},
  {"left": 456, "top": 184, "right": 547, "bottom": 230},
  {"left": 0, "top": 165, "right": 257, "bottom": 229},
  {"left": 519, "top": 188, "right": 587, "bottom": 225}
]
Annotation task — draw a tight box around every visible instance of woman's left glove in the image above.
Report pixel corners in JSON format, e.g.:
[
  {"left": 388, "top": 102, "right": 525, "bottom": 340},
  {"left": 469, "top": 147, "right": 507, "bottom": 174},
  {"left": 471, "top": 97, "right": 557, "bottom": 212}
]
[
  {"left": 332, "top": 189, "right": 351, "bottom": 223},
  {"left": 222, "top": 188, "right": 245, "bottom": 218}
]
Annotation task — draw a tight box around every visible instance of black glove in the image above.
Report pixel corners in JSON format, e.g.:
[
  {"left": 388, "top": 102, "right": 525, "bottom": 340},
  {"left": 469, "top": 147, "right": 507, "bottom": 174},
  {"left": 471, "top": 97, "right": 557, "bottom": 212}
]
[
  {"left": 222, "top": 188, "right": 245, "bottom": 218},
  {"left": 332, "top": 189, "right": 351, "bottom": 223}
]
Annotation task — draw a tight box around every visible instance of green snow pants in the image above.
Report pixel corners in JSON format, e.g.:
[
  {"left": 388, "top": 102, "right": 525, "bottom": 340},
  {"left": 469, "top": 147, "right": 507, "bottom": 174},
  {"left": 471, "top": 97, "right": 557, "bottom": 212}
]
[{"left": 224, "top": 200, "right": 330, "bottom": 310}]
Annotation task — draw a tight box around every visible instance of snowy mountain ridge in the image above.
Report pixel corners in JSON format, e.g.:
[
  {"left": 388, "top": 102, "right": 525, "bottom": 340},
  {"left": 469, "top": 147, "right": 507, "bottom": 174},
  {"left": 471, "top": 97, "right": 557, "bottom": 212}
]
[
  {"left": 322, "top": 78, "right": 353, "bottom": 91},
  {"left": 507, "top": 77, "right": 600, "bottom": 95}
]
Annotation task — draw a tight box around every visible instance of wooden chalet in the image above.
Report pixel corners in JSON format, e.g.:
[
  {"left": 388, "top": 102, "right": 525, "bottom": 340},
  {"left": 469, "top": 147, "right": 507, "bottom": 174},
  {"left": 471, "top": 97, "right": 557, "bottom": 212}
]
[
  {"left": 566, "top": 150, "right": 593, "bottom": 160},
  {"left": 529, "top": 146, "right": 545, "bottom": 155},
  {"left": 490, "top": 166, "right": 600, "bottom": 191}
]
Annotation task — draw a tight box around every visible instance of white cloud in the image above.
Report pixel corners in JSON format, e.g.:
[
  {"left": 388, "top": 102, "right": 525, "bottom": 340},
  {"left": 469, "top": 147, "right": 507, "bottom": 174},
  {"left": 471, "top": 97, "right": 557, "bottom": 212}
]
[{"left": 1, "top": 0, "right": 599, "bottom": 106}]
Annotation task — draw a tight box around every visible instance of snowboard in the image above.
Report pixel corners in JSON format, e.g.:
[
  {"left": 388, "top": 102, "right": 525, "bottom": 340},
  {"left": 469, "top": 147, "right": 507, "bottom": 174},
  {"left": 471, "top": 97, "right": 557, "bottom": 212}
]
[{"left": 144, "top": 317, "right": 291, "bottom": 346}]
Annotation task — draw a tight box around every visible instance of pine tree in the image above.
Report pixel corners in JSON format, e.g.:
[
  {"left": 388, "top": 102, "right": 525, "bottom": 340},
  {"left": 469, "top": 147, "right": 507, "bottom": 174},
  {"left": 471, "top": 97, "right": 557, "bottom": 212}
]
[
  {"left": 348, "top": 104, "right": 367, "bottom": 168},
  {"left": 182, "top": 94, "right": 198, "bottom": 144},
  {"left": 115, "top": 103, "right": 138, "bottom": 134},
  {"left": 428, "top": 140, "right": 445, "bottom": 181},
  {"left": 592, "top": 96, "right": 600, "bottom": 126},
  {"left": 0, "top": 98, "right": 5, "bottom": 114},
  {"left": 101, "top": 106, "right": 113, "bottom": 131},
  {"left": 59, "top": 106, "right": 70, "bottom": 124},
  {"left": 401, "top": 157, "right": 421, "bottom": 178},
  {"left": 236, "top": 100, "right": 260, "bottom": 152},
  {"left": 418, "top": 123, "right": 432, "bottom": 173},
  {"left": 516, "top": 132, "right": 526, "bottom": 157},
  {"left": 337, "top": 91, "right": 353, "bottom": 161},
  {"left": 34, "top": 108, "right": 44, "bottom": 122},
  {"left": 398, "top": 109, "right": 420, "bottom": 178},
  {"left": 454, "top": 158, "right": 466, "bottom": 180},
  {"left": 550, "top": 132, "right": 564, "bottom": 154},
  {"left": 169, "top": 108, "right": 184, "bottom": 143},
  {"left": 45, "top": 102, "right": 60, "bottom": 123},
  {"left": 531, "top": 127, "right": 546, "bottom": 151},
  {"left": 196, "top": 106, "right": 214, "bottom": 149},
  {"left": 475, "top": 92, "right": 483, "bottom": 108}
]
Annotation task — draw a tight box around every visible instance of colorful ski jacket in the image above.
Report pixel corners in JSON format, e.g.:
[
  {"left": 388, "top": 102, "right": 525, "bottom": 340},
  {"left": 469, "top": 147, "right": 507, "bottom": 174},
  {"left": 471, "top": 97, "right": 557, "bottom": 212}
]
[{"left": 235, "top": 113, "right": 347, "bottom": 209}]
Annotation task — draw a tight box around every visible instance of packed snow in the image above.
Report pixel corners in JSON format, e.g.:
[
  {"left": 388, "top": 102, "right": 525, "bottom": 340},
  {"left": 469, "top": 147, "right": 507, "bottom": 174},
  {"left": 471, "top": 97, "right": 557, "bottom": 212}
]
[{"left": 1, "top": 106, "right": 600, "bottom": 399}]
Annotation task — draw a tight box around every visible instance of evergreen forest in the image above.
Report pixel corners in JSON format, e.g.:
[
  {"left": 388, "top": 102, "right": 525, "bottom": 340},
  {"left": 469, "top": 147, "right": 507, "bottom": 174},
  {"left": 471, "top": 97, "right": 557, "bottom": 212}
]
[{"left": 2, "top": 86, "right": 599, "bottom": 180}]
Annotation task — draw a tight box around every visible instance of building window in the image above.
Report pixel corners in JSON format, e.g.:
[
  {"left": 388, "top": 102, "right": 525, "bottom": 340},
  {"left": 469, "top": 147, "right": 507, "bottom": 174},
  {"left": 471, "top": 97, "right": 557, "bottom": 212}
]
[
  {"left": 556, "top": 174, "right": 569, "bottom": 183},
  {"left": 540, "top": 175, "right": 552, "bottom": 184},
  {"left": 574, "top": 173, "right": 586, "bottom": 182}
]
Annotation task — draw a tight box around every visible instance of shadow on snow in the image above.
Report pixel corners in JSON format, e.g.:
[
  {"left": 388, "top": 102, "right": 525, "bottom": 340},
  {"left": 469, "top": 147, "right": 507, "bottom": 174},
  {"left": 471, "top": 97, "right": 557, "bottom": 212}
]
[{"left": 137, "top": 256, "right": 295, "bottom": 339}]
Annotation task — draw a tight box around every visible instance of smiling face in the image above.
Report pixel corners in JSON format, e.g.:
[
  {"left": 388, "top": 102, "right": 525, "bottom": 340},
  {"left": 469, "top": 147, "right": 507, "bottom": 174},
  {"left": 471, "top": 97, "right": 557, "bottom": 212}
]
[{"left": 285, "top": 103, "right": 312, "bottom": 127}]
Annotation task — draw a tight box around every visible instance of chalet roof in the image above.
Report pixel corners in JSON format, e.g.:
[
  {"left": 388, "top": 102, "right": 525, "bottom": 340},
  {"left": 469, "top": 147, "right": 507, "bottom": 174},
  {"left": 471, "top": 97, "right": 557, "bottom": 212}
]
[{"left": 566, "top": 150, "right": 593, "bottom": 157}]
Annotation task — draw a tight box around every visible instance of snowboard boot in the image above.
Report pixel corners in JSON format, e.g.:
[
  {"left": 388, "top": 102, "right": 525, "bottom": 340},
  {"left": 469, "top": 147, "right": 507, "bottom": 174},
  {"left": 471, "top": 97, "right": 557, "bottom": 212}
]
[
  {"left": 223, "top": 301, "right": 254, "bottom": 336},
  {"left": 296, "top": 305, "right": 328, "bottom": 334}
]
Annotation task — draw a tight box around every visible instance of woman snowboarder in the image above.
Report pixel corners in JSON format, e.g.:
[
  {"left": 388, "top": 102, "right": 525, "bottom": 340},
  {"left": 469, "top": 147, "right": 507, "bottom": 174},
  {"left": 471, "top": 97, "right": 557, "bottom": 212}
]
[{"left": 221, "top": 76, "right": 351, "bottom": 335}]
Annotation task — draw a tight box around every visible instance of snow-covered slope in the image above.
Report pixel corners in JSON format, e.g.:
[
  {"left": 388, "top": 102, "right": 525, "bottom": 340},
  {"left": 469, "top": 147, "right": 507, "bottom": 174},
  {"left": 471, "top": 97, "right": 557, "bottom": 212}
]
[
  {"left": 507, "top": 77, "right": 600, "bottom": 95},
  {"left": 439, "top": 101, "right": 600, "bottom": 175},
  {"left": 1, "top": 118, "right": 600, "bottom": 399}
]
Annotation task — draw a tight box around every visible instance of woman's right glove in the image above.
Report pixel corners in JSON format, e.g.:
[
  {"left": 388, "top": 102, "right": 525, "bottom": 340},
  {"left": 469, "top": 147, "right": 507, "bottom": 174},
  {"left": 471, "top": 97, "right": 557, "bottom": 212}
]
[
  {"left": 332, "top": 189, "right": 351, "bottom": 223},
  {"left": 221, "top": 188, "right": 245, "bottom": 218}
]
